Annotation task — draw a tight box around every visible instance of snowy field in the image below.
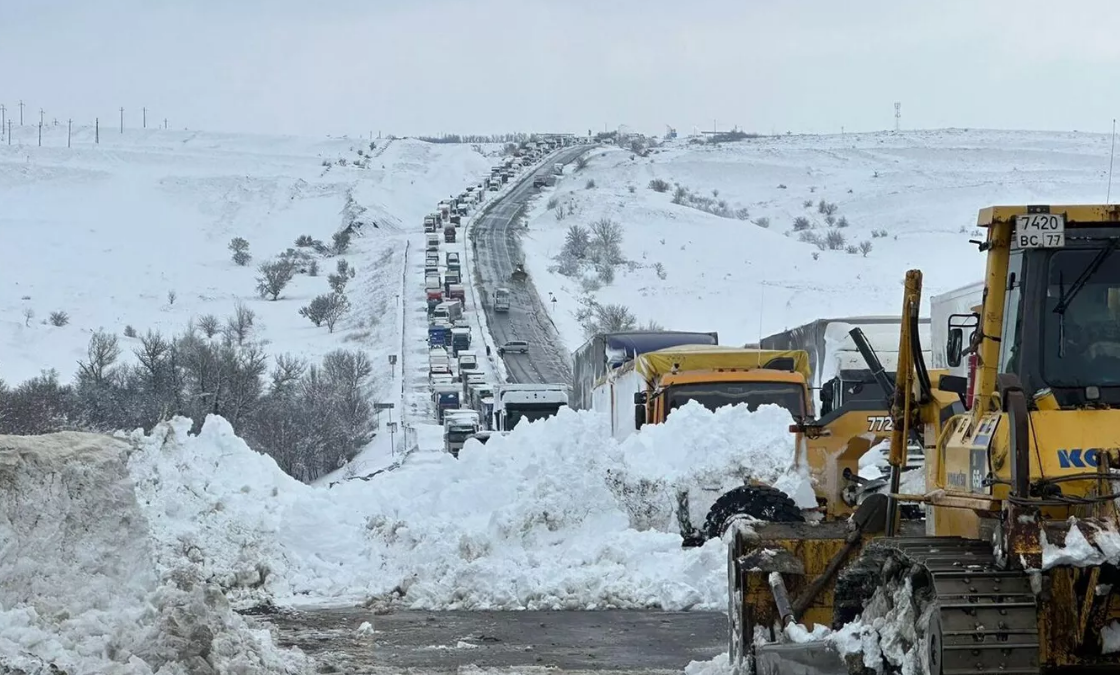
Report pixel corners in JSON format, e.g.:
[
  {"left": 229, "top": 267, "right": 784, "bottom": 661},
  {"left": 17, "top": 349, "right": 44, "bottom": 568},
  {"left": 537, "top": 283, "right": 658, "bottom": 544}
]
[
  {"left": 519, "top": 129, "right": 1116, "bottom": 351},
  {"left": 0, "top": 124, "right": 496, "bottom": 390}
]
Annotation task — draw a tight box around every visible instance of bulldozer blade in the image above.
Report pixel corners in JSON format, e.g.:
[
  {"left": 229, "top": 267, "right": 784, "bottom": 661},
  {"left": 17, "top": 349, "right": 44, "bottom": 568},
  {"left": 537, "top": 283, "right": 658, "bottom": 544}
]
[{"left": 754, "top": 641, "right": 848, "bottom": 675}]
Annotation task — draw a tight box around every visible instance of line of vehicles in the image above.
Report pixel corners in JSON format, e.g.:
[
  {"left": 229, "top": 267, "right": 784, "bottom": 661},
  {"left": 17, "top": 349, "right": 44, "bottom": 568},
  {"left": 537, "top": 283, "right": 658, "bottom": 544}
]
[{"left": 421, "top": 136, "right": 576, "bottom": 456}]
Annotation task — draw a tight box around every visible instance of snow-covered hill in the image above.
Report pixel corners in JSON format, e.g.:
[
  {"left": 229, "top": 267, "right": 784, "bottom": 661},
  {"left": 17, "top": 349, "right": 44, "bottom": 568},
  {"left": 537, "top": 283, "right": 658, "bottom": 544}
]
[
  {"left": 0, "top": 126, "right": 497, "bottom": 386},
  {"left": 520, "top": 129, "right": 1114, "bottom": 351}
]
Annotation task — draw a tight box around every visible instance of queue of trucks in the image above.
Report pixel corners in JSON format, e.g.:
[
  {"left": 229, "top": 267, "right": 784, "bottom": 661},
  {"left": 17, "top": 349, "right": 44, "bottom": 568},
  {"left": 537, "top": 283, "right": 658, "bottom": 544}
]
[{"left": 420, "top": 136, "right": 575, "bottom": 456}]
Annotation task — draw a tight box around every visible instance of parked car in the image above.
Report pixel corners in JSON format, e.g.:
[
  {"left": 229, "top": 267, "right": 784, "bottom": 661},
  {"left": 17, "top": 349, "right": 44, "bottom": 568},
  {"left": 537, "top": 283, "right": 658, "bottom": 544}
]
[{"left": 497, "top": 340, "right": 529, "bottom": 356}]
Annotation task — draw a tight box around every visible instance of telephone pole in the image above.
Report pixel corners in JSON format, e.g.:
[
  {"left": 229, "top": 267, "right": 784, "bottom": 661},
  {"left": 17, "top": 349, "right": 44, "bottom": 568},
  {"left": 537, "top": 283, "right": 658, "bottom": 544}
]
[
  {"left": 163, "top": 118, "right": 168, "bottom": 130},
  {"left": 0, "top": 104, "right": 5, "bottom": 136},
  {"left": 39, "top": 108, "right": 44, "bottom": 126},
  {"left": 120, "top": 107, "right": 124, "bottom": 133},
  {"left": 95, "top": 117, "right": 99, "bottom": 144},
  {"left": 143, "top": 106, "right": 147, "bottom": 128},
  {"left": 67, "top": 119, "right": 72, "bottom": 148},
  {"left": 37, "top": 120, "right": 42, "bottom": 147},
  {"left": 18, "top": 99, "right": 24, "bottom": 125}
]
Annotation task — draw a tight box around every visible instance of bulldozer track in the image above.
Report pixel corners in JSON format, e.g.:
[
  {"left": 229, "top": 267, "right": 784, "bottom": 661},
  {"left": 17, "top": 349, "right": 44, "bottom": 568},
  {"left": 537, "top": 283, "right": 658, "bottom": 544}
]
[{"left": 872, "top": 537, "right": 1040, "bottom": 675}]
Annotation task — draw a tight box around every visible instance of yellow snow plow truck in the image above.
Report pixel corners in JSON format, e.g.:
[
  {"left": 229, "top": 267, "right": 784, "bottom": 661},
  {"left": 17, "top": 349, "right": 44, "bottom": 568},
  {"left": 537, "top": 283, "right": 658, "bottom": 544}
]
[
  {"left": 594, "top": 343, "right": 918, "bottom": 545},
  {"left": 730, "top": 204, "right": 1120, "bottom": 675}
]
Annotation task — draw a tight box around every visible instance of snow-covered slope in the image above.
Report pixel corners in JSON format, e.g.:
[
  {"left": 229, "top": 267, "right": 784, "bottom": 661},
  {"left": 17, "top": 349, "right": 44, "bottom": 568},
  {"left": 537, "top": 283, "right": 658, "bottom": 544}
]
[
  {"left": 520, "top": 129, "right": 1114, "bottom": 351},
  {"left": 0, "top": 126, "right": 496, "bottom": 386}
]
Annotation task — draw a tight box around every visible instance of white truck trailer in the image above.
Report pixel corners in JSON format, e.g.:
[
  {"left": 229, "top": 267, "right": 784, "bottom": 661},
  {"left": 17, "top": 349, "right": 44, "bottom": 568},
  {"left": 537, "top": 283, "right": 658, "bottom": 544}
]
[{"left": 930, "top": 281, "right": 985, "bottom": 377}]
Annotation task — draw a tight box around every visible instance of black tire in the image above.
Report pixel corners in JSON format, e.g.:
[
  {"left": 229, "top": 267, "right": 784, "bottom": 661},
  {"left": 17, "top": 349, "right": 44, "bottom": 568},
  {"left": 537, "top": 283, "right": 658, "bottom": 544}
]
[{"left": 700, "top": 484, "right": 804, "bottom": 541}]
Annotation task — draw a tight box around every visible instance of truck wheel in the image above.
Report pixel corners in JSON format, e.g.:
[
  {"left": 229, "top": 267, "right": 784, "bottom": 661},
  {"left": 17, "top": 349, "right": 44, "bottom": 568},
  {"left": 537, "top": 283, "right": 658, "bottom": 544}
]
[{"left": 701, "top": 484, "right": 804, "bottom": 541}]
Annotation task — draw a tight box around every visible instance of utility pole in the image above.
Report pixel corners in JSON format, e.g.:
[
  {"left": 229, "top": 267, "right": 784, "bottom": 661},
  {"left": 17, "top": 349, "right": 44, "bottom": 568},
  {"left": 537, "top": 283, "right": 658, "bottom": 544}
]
[
  {"left": 7, "top": 120, "right": 11, "bottom": 145},
  {"left": 67, "top": 119, "right": 72, "bottom": 148},
  {"left": 39, "top": 108, "right": 44, "bottom": 126},
  {"left": 120, "top": 107, "right": 124, "bottom": 134},
  {"left": 37, "top": 120, "right": 41, "bottom": 147},
  {"left": 0, "top": 104, "right": 5, "bottom": 137},
  {"left": 143, "top": 106, "right": 147, "bottom": 128},
  {"left": 163, "top": 118, "right": 168, "bottom": 130},
  {"left": 95, "top": 117, "right": 99, "bottom": 144},
  {"left": 18, "top": 99, "right": 24, "bottom": 125}
]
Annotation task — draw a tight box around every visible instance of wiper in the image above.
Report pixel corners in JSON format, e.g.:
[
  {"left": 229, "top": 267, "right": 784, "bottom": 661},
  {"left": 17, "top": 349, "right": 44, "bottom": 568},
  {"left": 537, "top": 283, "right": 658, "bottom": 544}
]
[{"left": 1053, "top": 242, "right": 1119, "bottom": 315}]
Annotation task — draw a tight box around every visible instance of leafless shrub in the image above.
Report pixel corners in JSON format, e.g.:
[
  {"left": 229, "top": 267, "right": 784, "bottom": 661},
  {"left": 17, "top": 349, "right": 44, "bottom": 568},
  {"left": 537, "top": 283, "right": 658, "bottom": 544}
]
[
  {"left": 653, "top": 262, "right": 667, "bottom": 279},
  {"left": 197, "top": 314, "right": 220, "bottom": 338},
  {"left": 256, "top": 260, "right": 297, "bottom": 300},
  {"left": 648, "top": 178, "right": 671, "bottom": 193},
  {"left": 825, "top": 229, "right": 847, "bottom": 250},
  {"left": 229, "top": 237, "right": 251, "bottom": 266},
  {"left": 793, "top": 216, "right": 812, "bottom": 231},
  {"left": 224, "top": 303, "right": 255, "bottom": 345},
  {"left": 167, "top": 290, "right": 177, "bottom": 305},
  {"left": 755, "top": 217, "right": 770, "bottom": 228},
  {"left": 860, "top": 240, "right": 873, "bottom": 257},
  {"left": 328, "top": 259, "right": 357, "bottom": 294},
  {"left": 48, "top": 311, "right": 70, "bottom": 327},
  {"left": 585, "top": 179, "right": 596, "bottom": 189},
  {"left": 799, "top": 230, "right": 826, "bottom": 250},
  {"left": 22, "top": 308, "right": 33, "bottom": 326},
  {"left": 123, "top": 325, "right": 138, "bottom": 338}
]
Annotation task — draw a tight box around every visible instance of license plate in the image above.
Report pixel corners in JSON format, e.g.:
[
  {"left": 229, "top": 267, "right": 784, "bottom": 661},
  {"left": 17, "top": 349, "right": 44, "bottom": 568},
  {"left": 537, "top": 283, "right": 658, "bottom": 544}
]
[{"left": 1014, "top": 213, "right": 1065, "bottom": 248}]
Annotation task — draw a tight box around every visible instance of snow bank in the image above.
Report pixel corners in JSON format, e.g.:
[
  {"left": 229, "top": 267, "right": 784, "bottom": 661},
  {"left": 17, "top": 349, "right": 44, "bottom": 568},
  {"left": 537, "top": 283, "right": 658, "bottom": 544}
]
[
  {"left": 0, "top": 431, "right": 309, "bottom": 675},
  {"left": 125, "top": 402, "right": 809, "bottom": 611}
]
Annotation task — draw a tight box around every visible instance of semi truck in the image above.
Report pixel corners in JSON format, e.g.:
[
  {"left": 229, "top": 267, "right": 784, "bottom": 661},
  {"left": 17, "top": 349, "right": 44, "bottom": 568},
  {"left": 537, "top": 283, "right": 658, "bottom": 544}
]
[
  {"left": 493, "top": 383, "right": 569, "bottom": 431},
  {"left": 428, "top": 324, "right": 451, "bottom": 348},
  {"left": 433, "top": 385, "right": 460, "bottom": 423},
  {"left": 594, "top": 345, "right": 812, "bottom": 442},
  {"left": 570, "top": 331, "right": 719, "bottom": 410},
  {"left": 451, "top": 327, "right": 471, "bottom": 356},
  {"left": 758, "top": 316, "right": 931, "bottom": 413},
  {"left": 494, "top": 287, "right": 510, "bottom": 312},
  {"left": 443, "top": 409, "right": 481, "bottom": 456}
]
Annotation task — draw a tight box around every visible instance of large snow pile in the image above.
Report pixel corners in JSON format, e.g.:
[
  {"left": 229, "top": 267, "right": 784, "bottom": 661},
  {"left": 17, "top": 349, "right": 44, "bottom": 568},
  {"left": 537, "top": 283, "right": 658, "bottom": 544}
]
[
  {"left": 125, "top": 402, "right": 809, "bottom": 611},
  {"left": 0, "top": 431, "right": 309, "bottom": 675}
]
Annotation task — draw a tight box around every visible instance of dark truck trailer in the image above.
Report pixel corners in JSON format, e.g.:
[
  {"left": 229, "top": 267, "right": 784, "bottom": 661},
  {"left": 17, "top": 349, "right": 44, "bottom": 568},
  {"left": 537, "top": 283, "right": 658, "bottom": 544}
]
[{"left": 570, "top": 331, "right": 719, "bottom": 410}]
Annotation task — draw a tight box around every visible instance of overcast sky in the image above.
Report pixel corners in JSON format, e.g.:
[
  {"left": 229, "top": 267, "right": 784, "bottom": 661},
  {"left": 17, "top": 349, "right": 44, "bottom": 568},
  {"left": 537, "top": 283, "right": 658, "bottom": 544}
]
[{"left": 4, "top": 0, "right": 1119, "bottom": 138}]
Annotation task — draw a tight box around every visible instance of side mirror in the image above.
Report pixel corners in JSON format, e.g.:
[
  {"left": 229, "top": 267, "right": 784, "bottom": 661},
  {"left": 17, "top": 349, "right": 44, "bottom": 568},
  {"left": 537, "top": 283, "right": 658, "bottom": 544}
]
[{"left": 946, "top": 328, "right": 964, "bottom": 368}]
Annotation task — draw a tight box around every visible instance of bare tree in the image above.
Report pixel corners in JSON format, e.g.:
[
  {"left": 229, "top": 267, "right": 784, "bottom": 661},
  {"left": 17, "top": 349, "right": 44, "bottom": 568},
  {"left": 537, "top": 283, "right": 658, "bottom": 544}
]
[
  {"left": 77, "top": 331, "right": 121, "bottom": 385},
  {"left": 224, "top": 303, "right": 255, "bottom": 345},
  {"left": 256, "top": 260, "right": 297, "bottom": 300},
  {"left": 328, "top": 259, "right": 357, "bottom": 294},
  {"left": 562, "top": 225, "right": 591, "bottom": 260},
  {"left": 229, "top": 237, "right": 251, "bottom": 266},
  {"left": 323, "top": 293, "right": 350, "bottom": 333},
  {"left": 589, "top": 218, "right": 624, "bottom": 265},
  {"left": 197, "top": 314, "right": 220, "bottom": 338},
  {"left": 22, "top": 308, "right": 33, "bottom": 326}
]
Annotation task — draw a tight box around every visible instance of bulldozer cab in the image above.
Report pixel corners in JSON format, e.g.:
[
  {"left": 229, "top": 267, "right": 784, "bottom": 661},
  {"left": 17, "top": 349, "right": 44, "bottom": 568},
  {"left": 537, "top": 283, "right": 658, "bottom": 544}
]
[{"left": 947, "top": 207, "right": 1120, "bottom": 410}]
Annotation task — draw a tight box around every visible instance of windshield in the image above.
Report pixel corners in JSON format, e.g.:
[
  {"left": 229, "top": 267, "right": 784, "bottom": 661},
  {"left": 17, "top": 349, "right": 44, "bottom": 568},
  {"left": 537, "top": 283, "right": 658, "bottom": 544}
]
[
  {"left": 666, "top": 381, "right": 805, "bottom": 417},
  {"left": 505, "top": 403, "right": 563, "bottom": 429},
  {"left": 1043, "top": 248, "right": 1120, "bottom": 387}
]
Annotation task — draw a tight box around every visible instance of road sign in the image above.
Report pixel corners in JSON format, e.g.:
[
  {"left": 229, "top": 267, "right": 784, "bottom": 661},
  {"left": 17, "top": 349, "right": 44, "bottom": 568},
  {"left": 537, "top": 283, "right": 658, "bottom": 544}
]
[{"left": 373, "top": 402, "right": 395, "bottom": 410}]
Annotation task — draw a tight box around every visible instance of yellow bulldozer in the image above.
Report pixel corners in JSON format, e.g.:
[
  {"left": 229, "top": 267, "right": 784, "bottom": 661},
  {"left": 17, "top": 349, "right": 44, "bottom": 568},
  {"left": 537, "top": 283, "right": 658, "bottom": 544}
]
[{"left": 729, "top": 204, "right": 1120, "bottom": 674}]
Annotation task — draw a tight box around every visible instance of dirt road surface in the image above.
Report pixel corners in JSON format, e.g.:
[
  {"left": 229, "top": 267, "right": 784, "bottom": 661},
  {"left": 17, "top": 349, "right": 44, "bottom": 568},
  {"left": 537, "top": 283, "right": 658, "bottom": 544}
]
[{"left": 258, "top": 608, "right": 727, "bottom": 674}]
